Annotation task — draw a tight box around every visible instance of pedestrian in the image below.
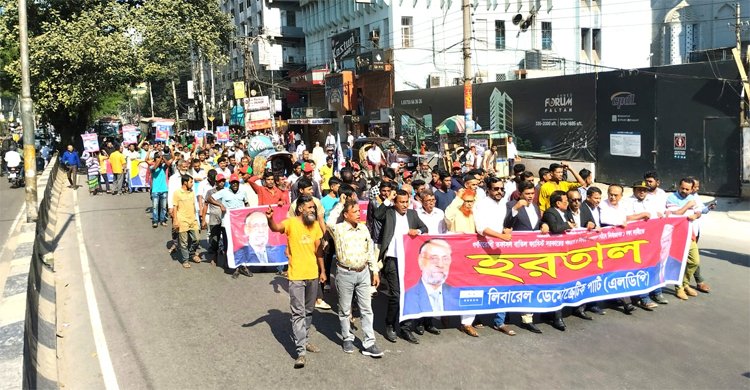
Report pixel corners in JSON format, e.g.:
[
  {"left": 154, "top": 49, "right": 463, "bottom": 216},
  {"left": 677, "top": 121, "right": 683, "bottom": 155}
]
[
  {"left": 109, "top": 145, "right": 127, "bottom": 195},
  {"left": 82, "top": 150, "right": 101, "bottom": 195},
  {"left": 172, "top": 174, "right": 201, "bottom": 268},
  {"left": 266, "top": 195, "right": 325, "bottom": 369},
  {"left": 150, "top": 152, "right": 169, "bottom": 227},
  {"left": 61, "top": 144, "right": 80, "bottom": 188},
  {"left": 328, "top": 198, "right": 384, "bottom": 357}
]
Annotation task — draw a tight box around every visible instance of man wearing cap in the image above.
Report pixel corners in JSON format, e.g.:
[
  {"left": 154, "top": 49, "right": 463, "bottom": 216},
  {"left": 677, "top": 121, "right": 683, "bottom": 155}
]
[
  {"left": 450, "top": 162, "right": 464, "bottom": 191},
  {"left": 402, "top": 171, "right": 413, "bottom": 188},
  {"left": 628, "top": 180, "right": 668, "bottom": 309}
]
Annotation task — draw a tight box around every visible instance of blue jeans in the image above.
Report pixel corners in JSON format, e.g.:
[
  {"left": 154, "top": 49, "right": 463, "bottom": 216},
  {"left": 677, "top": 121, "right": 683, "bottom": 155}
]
[
  {"left": 151, "top": 191, "right": 167, "bottom": 223},
  {"left": 336, "top": 266, "right": 376, "bottom": 348},
  {"left": 493, "top": 312, "right": 507, "bottom": 327},
  {"left": 639, "top": 287, "right": 663, "bottom": 302}
]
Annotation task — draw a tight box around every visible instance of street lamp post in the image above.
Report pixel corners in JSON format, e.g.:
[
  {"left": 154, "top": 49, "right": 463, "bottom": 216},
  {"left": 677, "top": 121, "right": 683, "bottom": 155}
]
[{"left": 19, "top": 0, "right": 38, "bottom": 222}]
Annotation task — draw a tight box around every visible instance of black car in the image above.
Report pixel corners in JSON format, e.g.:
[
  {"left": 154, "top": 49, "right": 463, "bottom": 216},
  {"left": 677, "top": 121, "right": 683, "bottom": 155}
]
[{"left": 351, "top": 137, "right": 417, "bottom": 170}]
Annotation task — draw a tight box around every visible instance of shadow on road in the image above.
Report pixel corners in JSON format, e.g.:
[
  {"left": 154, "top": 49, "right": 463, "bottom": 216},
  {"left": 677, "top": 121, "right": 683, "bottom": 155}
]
[
  {"left": 700, "top": 248, "right": 750, "bottom": 267},
  {"left": 242, "top": 309, "right": 295, "bottom": 358}
]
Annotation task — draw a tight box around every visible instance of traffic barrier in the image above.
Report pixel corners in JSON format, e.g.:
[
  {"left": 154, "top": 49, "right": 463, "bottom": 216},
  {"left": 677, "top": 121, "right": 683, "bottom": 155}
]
[{"left": 22, "top": 157, "right": 62, "bottom": 390}]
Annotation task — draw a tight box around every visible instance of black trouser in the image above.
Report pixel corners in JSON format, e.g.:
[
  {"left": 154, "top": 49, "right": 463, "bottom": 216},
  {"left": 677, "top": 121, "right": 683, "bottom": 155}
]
[
  {"left": 381, "top": 256, "right": 412, "bottom": 329},
  {"left": 208, "top": 224, "right": 222, "bottom": 255}
]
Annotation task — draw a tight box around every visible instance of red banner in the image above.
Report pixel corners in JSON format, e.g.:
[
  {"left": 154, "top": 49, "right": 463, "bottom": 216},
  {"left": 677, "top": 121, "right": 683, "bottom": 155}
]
[{"left": 399, "top": 217, "right": 691, "bottom": 320}]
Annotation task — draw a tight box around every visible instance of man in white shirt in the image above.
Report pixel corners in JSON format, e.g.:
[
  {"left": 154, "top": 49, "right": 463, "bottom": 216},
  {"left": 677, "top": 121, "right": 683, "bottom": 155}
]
[
  {"left": 367, "top": 144, "right": 384, "bottom": 176},
  {"left": 465, "top": 145, "right": 477, "bottom": 170},
  {"left": 473, "top": 176, "right": 516, "bottom": 337},
  {"left": 416, "top": 189, "right": 447, "bottom": 234},
  {"left": 506, "top": 136, "right": 519, "bottom": 173}
]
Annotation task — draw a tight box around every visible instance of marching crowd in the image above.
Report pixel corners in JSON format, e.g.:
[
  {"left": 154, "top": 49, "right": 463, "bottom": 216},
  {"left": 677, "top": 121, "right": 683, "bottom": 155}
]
[{"left": 60, "top": 131, "right": 715, "bottom": 369}]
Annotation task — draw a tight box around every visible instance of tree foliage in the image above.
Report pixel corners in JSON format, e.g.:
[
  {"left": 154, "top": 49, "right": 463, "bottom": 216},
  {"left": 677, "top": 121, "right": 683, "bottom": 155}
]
[{"left": 0, "top": 0, "right": 233, "bottom": 141}]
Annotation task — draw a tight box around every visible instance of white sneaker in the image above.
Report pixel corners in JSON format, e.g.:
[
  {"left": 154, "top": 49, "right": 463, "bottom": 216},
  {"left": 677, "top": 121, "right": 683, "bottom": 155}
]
[{"left": 315, "top": 299, "right": 331, "bottom": 310}]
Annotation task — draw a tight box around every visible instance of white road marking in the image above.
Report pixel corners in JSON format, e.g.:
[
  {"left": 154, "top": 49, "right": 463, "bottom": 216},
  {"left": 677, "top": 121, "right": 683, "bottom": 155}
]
[{"left": 73, "top": 190, "right": 120, "bottom": 390}]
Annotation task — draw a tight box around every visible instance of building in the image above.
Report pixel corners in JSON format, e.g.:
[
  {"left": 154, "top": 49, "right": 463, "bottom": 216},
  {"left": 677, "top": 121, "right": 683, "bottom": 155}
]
[
  {"left": 218, "top": 0, "right": 305, "bottom": 116},
  {"left": 653, "top": 1, "right": 749, "bottom": 65},
  {"left": 489, "top": 88, "right": 513, "bottom": 134}
]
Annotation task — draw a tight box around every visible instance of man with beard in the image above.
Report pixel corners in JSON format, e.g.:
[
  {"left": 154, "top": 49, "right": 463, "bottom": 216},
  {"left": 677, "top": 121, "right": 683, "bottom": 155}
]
[
  {"left": 374, "top": 189, "right": 428, "bottom": 344},
  {"left": 266, "top": 195, "right": 325, "bottom": 369},
  {"left": 290, "top": 163, "right": 322, "bottom": 202},
  {"left": 666, "top": 178, "right": 702, "bottom": 301},
  {"left": 403, "top": 239, "right": 459, "bottom": 315},
  {"left": 367, "top": 181, "right": 394, "bottom": 244}
]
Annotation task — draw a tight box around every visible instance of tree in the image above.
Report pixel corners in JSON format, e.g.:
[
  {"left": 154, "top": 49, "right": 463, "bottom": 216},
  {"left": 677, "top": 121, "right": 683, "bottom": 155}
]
[{"left": 0, "top": 0, "right": 233, "bottom": 147}]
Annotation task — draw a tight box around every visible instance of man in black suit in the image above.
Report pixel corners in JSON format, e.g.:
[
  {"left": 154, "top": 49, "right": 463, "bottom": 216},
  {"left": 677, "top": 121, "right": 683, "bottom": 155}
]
[
  {"left": 565, "top": 189, "right": 596, "bottom": 231},
  {"left": 539, "top": 190, "right": 575, "bottom": 331},
  {"left": 373, "top": 189, "right": 428, "bottom": 344},
  {"left": 504, "top": 181, "right": 549, "bottom": 334}
]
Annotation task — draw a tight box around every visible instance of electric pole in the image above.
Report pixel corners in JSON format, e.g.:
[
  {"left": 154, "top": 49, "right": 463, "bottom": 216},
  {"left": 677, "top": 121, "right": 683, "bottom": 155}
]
[
  {"left": 19, "top": 0, "right": 38, "bottom": 222},
  {"left": 462, "top": 0, "right": 473, "bottom": 141}
]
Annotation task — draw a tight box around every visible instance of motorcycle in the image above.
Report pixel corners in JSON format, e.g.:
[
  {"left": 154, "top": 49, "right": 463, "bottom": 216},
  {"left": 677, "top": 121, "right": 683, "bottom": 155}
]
[{"left": 7, "top": 165, "right": 24, "bottom": 188}]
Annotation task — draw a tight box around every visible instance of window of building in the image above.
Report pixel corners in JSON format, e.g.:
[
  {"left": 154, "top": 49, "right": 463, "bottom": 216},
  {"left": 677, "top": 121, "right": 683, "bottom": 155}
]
[
  {"left": 247, "top": 0, "right": 251, "bottom": 7},
  {"left": 541, "top": 21, "right": 552, "bottom": 50},
  {"left": 401, "top": 16, "right": 413, "bottom": 48},
  {"left": 580, "top": 28, "right": 590, "bottom": 50},
  {"left": 592, "top": 28, "right": 601, "bottom": 57},
  {"left": 239, "top": 2, "right": 244, "bottom": 12},
  {"left": 287, "top": 11, "right": 296, "bottom": 27},
  {"left": 495, "top": 20, "right": 505, "bottom": 49}
]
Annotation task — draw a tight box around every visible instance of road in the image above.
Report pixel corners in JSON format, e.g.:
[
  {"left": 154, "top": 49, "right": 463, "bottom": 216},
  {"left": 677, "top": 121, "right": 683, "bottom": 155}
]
[
  {"left": 0, "top": 175, "right": 27, "bottom": 250},
  {"left": 56, "top": 187, "right": 750, "bottom": 389}
]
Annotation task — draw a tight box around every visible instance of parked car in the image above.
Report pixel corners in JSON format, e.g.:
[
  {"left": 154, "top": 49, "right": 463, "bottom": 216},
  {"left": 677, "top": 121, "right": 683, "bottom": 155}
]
[{"left": 351, "top": 137, "right": 417, "bottom": 171}]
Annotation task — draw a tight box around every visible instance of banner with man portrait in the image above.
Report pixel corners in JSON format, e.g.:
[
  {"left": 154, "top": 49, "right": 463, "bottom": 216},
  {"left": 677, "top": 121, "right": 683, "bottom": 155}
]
[
  {"left": 128, "top": 159, "right": 151, "bottom": 188},
  {"left": 225, "top": 205, "right": 290, "bottom": 268},
  {"left": 399, "top": 217, "right": 691, "bottom": 321},
  {"left": 81, "top": 133, "right": 99, "bottom": 152}
]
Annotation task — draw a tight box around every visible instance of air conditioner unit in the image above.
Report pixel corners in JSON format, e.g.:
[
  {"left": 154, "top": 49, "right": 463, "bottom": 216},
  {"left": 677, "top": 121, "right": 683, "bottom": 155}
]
[{"left": 429, "top": 75, "right": 441, "bottom": 88}]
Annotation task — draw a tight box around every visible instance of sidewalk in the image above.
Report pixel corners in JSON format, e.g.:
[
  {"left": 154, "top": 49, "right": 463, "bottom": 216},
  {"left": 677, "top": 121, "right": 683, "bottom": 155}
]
[{"left": 0, "top": 164, "right": 58, "bottom": 390}]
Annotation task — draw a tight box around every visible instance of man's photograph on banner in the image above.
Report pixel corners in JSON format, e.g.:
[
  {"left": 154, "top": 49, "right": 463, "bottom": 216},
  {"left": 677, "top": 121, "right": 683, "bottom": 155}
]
[
  {"left": 225, "top": 205, "right": 289, "bottom": 268},
  {"left": 399, "top": 217, "right": 691, "bottom": 321}
]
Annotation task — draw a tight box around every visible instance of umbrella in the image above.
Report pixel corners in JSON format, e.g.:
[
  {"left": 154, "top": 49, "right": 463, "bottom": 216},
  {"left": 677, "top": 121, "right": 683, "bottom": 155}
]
[{"left": 435, "top": 115, "right": 481, "bottom": 134}]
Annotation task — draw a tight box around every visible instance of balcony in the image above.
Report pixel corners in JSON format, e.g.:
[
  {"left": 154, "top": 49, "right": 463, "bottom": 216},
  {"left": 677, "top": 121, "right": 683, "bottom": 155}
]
[{"left": 282, "top": 26, "right": 304, "bottom": 39}]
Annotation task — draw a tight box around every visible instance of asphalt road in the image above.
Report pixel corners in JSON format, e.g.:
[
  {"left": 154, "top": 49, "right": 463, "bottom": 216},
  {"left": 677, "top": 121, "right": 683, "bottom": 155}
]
[
  {"left": 0, "top": 173, "right": 28, "bottom": 248},
  {"left": 59, "top": 188, "right": 750, "bottom": 389}
]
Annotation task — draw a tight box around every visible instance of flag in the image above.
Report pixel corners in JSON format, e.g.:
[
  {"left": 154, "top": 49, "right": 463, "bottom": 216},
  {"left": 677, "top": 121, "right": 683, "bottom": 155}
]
[{"left": 335, "top": 131, "right": 345, "bottom": 173}]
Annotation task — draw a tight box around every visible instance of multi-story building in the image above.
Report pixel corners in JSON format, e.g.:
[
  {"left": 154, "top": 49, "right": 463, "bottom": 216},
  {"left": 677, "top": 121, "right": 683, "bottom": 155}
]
[
  {"left": 218, "top": 0, "right": 305, "bottom": 113},
  {"left": 653, "top": 0, "right": 749, "bottom": 65}
]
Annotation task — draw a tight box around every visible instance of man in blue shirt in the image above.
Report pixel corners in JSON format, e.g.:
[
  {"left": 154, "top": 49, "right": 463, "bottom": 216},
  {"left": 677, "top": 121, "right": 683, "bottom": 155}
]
[
  {"left": 320, "top": 177, "right": 341, "bottom": 221},
  {"left": 61, "top": 144, "right": 81, "bottom": 188},
  {"left": 150, "top": 152, "right": 169, "bottom": 227}
]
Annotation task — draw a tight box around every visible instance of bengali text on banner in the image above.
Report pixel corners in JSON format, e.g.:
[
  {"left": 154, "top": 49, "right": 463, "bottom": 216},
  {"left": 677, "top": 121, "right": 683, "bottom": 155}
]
[{"left": 398, "top": 217, "right": 690, "bottom": 321}]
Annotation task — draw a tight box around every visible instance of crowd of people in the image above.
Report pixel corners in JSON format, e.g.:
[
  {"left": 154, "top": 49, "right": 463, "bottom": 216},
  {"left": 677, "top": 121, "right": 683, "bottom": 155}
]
[{"left": 62, "top": 130, "right": 715, "bottom": 369}]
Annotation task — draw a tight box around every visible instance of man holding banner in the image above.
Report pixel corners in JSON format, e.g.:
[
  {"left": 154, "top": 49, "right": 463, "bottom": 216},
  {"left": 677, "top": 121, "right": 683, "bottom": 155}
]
[{"left": 374, "top": 189, "right": 428, "bottom": 344}]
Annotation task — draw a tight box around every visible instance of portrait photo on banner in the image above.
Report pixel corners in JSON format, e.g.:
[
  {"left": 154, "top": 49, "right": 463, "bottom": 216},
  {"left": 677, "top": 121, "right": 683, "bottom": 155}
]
[
  {"left": 398, "top": 217, "right": 691, "bottom": 321},
  {"left": 225, "top": 205, "right": 289, "bottom": 268},
  {"left": 128, "top": 159, "right": 151, "bottom": 188}
]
